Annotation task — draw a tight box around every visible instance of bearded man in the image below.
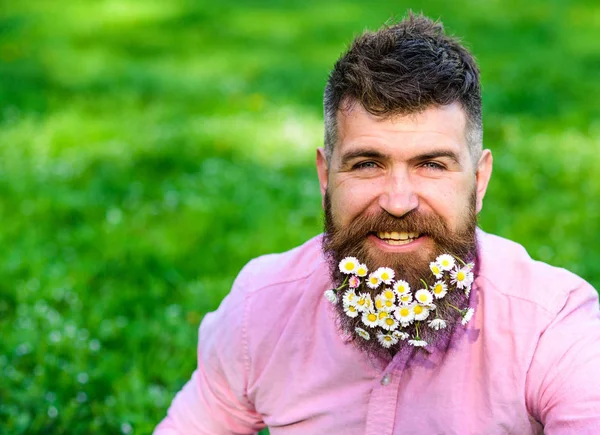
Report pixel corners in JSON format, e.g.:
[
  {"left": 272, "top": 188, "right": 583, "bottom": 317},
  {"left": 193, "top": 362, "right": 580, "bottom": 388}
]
[{"left": 155, "top": 13, "right": 600, "bottom": 435}]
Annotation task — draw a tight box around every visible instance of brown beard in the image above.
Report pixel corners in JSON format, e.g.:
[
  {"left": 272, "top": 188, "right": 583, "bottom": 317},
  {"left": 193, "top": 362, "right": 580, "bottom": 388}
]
[{"left": 322, "top": 190, "right": 478, "bottom": 358}]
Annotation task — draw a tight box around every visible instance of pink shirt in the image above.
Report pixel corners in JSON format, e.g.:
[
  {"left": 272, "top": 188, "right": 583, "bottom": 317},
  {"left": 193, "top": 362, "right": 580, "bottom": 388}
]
[{"left": 155, "top": 230, "right": 600, "bottom": 434}]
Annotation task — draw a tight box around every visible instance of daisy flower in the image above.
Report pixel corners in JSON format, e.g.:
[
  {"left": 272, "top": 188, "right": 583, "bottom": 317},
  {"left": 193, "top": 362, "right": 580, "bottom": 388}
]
[
  {"left": 408, "top": 339, "right": 428, "bottom": 347},
  {"left": 339, "top": 257, "right": 359, "bottom": 274},
  {"left": 374, "top": 295, "right": 396, "bottom": 312},
  {"left": 436, "top": 254, "right": 455, "bottom": 271},
  {"left": 381, "top": 288, "right": 396, "bottom": 301},
  {"left": 392, "top": 330, "right": 409, "bottom": 341},
  {"left": 393, "top": 280, "right": 410, "bottom": 295},
  {"left": 377, "top": 310, "right": 389, "bottom": 321},
  {"left": 380, "top": 315, "right": 399, "bottom": 331},
  {"left": 324, "top": 289, "right": 337, "bottom": 304},
  {"left": 361, "top": 310, "right": 379, "bottom": 328},
  {"left": 412, "top": 304, "right": 430, "bottom": 321},
  {"left": 466, "top": 262, "right": 475, "bottom": 271},
  {"left": 355, "top": 327, "right": 370, "bottom": 340},
  {"left": 461, "top": 308, "right": 475, "bottom": 325},
  {"left": 377, "top": 332, "right": 398, "bottom": 348},
  {"left": 343, "top": 289, "right": 357, "bottom": 306},
  {"left": 355, "top": 293, "right": 373, "bottom": 312},
  {"left": 430, "top": 262, "right": 443, "bottom": 279},
  {"left": 464, "top": 284, "right": 471, "bottom": 298},
  {"left": 414, "top": 289, "right": 433, "bottom": 305},
  {"left": 431, "top": 281, "right": 448, "bottom": 299},
  {"left": 451, "top": 267, "right": 474, "bottom": 289},
  {"left": 428, "top": 318, "right": 447, "bottom": 330},
  {"left": 343, "top": 304, "right": 359, "bottom": 318},
  {"left": 349, "top": 276, "right": 360, "bottom": 288},
  {"left": 356, "top": 263, "right": 368, "bottom": 277},
  {"left": 394, "top": 305, "right": 415, "bottom": 326},
  {"left": 398, "top": 293, "right": 413, "bottom": 305},
  {"left": 366, "top": 272, "right": 382, "bottom": 289},
  {"left": 375, "top": 267, "right": 395, "bottom": 284}
]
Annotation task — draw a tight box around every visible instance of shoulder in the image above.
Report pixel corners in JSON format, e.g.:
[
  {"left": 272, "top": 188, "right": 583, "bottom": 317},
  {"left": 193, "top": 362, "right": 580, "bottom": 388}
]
[
  {"left": 476, "top": 229, "right": 596, "bottom": 316},
  {"left": 233, "top": 234, "right": 327, "bottom": 295}
]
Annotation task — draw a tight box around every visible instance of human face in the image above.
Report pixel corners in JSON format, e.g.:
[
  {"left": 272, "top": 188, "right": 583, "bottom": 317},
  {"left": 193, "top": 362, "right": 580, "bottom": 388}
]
[{"left": 317, "top": 102, "right": 492, "bottom": 274}]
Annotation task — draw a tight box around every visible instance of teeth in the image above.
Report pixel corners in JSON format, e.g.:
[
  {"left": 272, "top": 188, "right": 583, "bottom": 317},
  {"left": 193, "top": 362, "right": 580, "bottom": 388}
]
[
  {"left": 385, "top": 239, "right": 413, "bottom": 246},
  {"left": 377, "top": 231, "right": 421, "bottom": 241}
]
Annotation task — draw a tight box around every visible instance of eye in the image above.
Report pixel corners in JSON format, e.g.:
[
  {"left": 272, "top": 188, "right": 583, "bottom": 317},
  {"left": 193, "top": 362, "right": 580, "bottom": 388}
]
[
  {"left": 421, "top": 161, "right": 445, "bottom": 171},
  {"left": 354, "top": 161, "right": 379, "bottom": 170}
]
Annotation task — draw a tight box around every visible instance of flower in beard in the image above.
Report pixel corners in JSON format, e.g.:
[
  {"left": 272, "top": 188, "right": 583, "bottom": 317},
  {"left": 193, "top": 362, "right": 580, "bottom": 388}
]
[
  {"left": 398, "top": 292, "right": 413, "bottom": 305},
  {"left": 451, "top": 266, "right": 474, "bottom": 289},
  {"left": 349, "top": 276, "right": 360, "bottom": 288},
  {"left": 381, "top": 288, "right": 396, "bottom": 302},
  {"left": 414, "top": 289, "right": 433, "bottom": 305},
  {"left": 393, "top": 280, "right": 410, "bottom": 296},
  {"left": 408, "top": 339, "right": 428, "bottom": 347},
  {"left": 374, "top": 295, "right": 396, "bottom": 312},
  {"left": 377, "top": 332, "right": 398, "bottom": 348},
  {"left": 356, "top": 264, "right": 368, "bottom": 277},
  {"left": 324, "top": 290, "right": 337, "bottom": 304},
  {"left": 344, "top": 304, "right": 359, "bottom": 318},
  {"left": 355, "top": 293, "right": 373, "bottom": 312},
  {"left": 412, "top": 303, "right": 431, "bottom": 321},
  {"left": 430, "top": 262, "right": 443, "bottom": 279},
  {"left": 343, "top": 289, "right": 357, "bottom": 306},
  {"left": 339, "top": 257, "right": 359, "bottom": 274},
  {"left": 431, "top": 281, "right": 448, "bottom": 299},
  {"left": 361, "top": 310, "right": 379, "bottom": 328},
  {"left": 366, "top": 273, "right": 382, "bottom": 289},
  {"left": 379, "top": 315, "right": 399, "bottom": 332},
  {"left": 393, "top": 330, "right": 409, "bottom": 341},
  {"left": 375, "top": 267, "right": 395, "bottom": 284},
  {"left": 436, "top": 254, "right": 455, "bottom": 271},
  {"left": 461, "top": 308, "right": 475, "bottom": 325},
  {"left": 394, "top": 305, "right": 415, "bottom": 326},
  {"left": 428, "top": 318, "right": 447, "bottom": 330},
  {"left": 355, "top": 327, "right": 370, "bottom": 340}
]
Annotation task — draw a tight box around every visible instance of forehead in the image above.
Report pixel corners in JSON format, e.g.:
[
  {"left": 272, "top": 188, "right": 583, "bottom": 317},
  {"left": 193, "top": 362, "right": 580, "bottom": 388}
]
[{"left": 334, "top": 102, "right": 468, "bottom": 159}]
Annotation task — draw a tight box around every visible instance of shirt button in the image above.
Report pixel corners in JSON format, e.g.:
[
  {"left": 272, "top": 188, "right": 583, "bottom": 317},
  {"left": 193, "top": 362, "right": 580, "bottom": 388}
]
[{"left": 380, "top": 373, "right": 391, "bottom": 386}]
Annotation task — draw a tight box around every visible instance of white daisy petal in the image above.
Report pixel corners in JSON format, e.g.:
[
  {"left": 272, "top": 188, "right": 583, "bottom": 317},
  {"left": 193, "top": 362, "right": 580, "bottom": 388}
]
[
  {"left": 431, "top": 281, "right": 448, "bottom": 299},
  {"left": 394, "top": 305, "right": 415, "bottom": 326},
  {"left": 355, "top": 293, "right": 373, "bottom": 312},
  {"left": 412, "top": 303, "right": 430, "bottom": 321},
  {"left": 393, "top": 280, "right": 410, "bottom": 295},
  {"left": 461, "top": 308, "right": 475, "bottom": 325},
  {"left": 436, "top": 254, "right": 455, "bottom": 271},
  {"left": 377, "top": 332, "right": 398, "bottom": 348},
  {"left": 414, "top": 289, "right": 433, "bottom": 305},
  {"left": 429, "top": 262, "right": 443, "bottom": 279},
  {"left": 343, "top": 303, "right": 359, "bottom": 318},
  {"left": 392, "top": 330, "right": 409, "bottom": 340},
  {"left": 355, "top": 327, "right": 370, "bottom": 340},
  {"left": 355, "top": 263, "right": 368, "bottom": 277},
  {"left": 428, "top": 318, "right": 447, "bottom": 330},
  {"left": 361, "top": 310, "right": 379, "bottom": 328},
  {"left": 339, "top": 257, "right": 359, "bottom": 274},
  {"left": 379, "top": 315, "right": 399, "bottom": 331},
  {"left": 408, "top": 339, "right": 428, "bottom": 347},
  {"left": 343, "top": 289, "right": 358, "bottom": 306},
  {"left": 366, "top": 273, "right": 382, "bottom": 289},
  {"left": 375, "top": 267, "right": 395, "bottom": 284},
  {"left": 324, "top": 289, "right": 337, "bottom": 304}
]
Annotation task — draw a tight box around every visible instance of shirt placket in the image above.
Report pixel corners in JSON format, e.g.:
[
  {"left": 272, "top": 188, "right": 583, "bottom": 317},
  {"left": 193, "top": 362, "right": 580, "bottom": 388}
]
[{"left": 364, "top": 349, "right": 413, "bottom": 435}]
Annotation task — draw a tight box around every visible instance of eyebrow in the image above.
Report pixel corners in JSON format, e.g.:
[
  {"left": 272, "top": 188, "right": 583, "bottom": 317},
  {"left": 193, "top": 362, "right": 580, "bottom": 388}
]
[{"left": 339, "top": 148, "right": 461, "bottom": 167}]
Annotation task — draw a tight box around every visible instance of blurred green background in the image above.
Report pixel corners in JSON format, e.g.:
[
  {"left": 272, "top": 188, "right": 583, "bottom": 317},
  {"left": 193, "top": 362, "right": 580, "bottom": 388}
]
[{"left": 2, "top": 0, "right": 600, "bottom": 434}]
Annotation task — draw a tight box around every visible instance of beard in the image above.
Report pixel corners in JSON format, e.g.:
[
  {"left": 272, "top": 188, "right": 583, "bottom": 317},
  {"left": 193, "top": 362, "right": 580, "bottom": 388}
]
[{"left": 322, "top": 190, "right": 478, "bottom": 358}]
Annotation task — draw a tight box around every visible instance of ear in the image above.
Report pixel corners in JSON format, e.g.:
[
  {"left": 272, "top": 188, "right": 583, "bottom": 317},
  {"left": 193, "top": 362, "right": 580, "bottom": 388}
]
[
  {"left": 475, "top": 149, "right": 493, "bottom": 214},
  {"left": 316, "top": 147, "right": 329, "bottom": 209}
]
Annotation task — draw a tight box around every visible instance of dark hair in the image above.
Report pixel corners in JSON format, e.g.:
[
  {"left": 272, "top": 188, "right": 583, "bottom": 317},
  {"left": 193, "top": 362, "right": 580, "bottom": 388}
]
[{"left": 323, "top": 12, "right": 482, "bottom": 162}]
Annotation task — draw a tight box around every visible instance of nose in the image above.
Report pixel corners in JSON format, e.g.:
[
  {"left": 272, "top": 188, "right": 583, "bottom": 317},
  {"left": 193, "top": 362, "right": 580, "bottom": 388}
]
[{"left": 377, "top": 171, "right": 419, "bottom": 218}]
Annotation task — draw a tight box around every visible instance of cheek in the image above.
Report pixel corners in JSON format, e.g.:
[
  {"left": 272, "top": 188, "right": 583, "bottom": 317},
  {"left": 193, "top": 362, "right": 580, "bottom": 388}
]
[{"left": 330, "top": 181, "right": 380, "bottom": 225}]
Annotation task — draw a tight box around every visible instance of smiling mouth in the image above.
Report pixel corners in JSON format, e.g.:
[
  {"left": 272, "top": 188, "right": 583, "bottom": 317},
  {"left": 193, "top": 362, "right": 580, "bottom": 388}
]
[{"left": 374, "top": 231, "right": 422, "bottom": 246}]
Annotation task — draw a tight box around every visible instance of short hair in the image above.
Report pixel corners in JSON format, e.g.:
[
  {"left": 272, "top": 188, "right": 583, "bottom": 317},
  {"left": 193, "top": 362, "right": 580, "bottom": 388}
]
[{"left": 323, "top": 12, "right": 482, "bottom": 163}]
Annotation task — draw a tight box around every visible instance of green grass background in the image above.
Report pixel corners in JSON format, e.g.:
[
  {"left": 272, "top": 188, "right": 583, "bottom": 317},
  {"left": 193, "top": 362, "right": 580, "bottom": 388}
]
[{"left": 2, "top": 1, "right": 600, "bottom": 434}]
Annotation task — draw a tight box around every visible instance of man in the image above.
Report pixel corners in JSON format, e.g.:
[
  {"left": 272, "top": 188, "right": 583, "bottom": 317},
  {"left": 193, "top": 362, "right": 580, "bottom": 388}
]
[{"left": 155, "top": 13, "right": 600, "bottom": 434}]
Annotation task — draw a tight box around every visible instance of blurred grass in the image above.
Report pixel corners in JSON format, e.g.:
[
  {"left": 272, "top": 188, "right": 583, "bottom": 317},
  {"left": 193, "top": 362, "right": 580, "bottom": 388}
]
[{"left": 1, "top": 0, "right": 600, "bottom": 434}]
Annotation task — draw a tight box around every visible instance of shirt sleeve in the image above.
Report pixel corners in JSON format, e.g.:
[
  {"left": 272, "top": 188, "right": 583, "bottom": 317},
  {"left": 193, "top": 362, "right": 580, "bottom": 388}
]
[
  {"left": 154, "top": 263, "right": 265, "bottom": 435},
  {"left": 526, "top": 279, "right": 600, "bottom": 434}
]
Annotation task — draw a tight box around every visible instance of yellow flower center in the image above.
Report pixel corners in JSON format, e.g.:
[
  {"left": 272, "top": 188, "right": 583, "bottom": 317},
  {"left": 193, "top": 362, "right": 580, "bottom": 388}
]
[
  {"left": 385, "top": 300, "right": 393, "bottom": 307},
  {"left": 370, "top": 277, "right": 378, "bottom": 284},
  {"left": 349, "top": 306, "right": 356, "bottom": 313},
  {"left": 414, "top": 305, "right": 423, "bottom": 315},
  {"left": 381, "top": 272, "right": 389, "bottom": 281},
  {"left": 375, "top": 299, "right": 383, "bottom": 309},
  {"left": 385, "top": 318, "right": 395, "bottom": 326},
  {"left": 357, "top": 267, "right": 366, "bottom": 276},
  {"left": 457, "top": 271, "right": 465, "bottom": 281},
  {"left": 378, "top": 312, "right": 388, "bottom": 320},
  {"left": 358, "top": 299, "right": 365, "bottom": 306},
  {"left": 367, "top": 313, "right": 377, "bottom": 322},
  {"left": 384, "top": 290, "right": 394, "bottom": 299},
  {"left": 401, "top": 295, "right": 410, "bottom": 302},
  {"left": 432, "top": 266, "right": 440, "bottom": 274},
  {"left": 399, "top": 307, "right": 410, "bottom": 317},
  {"left": 345, "top": 262, "right": 355, "bottom": 271},
  {"left": 434, "top": 285, "right": 443, "bottom": 294},
  {"left": 418, "top": 294, "right": 428, "bottom": 302},
  {"left": 384, "top": 336, "right": 392, "bottom": 342}
]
